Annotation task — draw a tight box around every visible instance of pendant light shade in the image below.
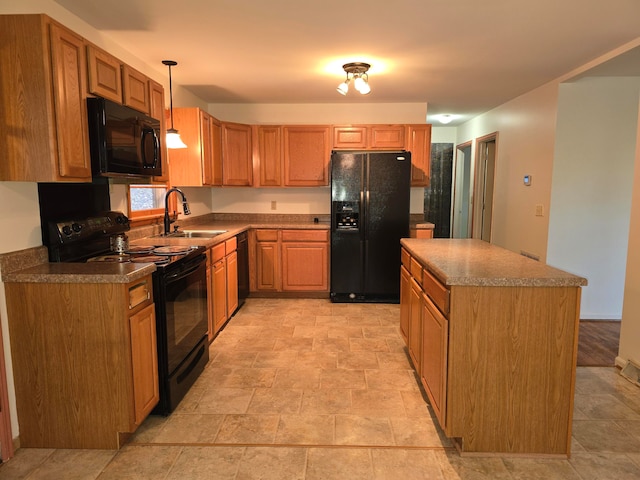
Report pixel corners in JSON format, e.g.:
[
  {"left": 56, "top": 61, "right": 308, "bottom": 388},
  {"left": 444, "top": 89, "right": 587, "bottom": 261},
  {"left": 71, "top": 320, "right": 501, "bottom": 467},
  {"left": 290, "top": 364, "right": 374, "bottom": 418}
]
[{"left": 162, "top": 60, "right": 187, "bottom": 149}]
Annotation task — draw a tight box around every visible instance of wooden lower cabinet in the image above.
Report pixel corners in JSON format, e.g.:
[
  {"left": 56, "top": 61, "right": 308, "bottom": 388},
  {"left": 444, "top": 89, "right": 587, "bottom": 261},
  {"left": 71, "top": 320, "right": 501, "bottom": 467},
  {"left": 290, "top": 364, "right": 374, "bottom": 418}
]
[
  {"left": 400, "top": 246, "right": 580, "bottom": 456},
  {"left": 250, "top": 229, "right": 329, "bottom": 294},
  {"left": 4, "top": 275, "right": 158, "bottom": 449},
  {"left": 399, "top": 265, "right": 410, "bottom": 342},
  {"left": 209, "top": 237, "right": 240, "bottom": 338}
]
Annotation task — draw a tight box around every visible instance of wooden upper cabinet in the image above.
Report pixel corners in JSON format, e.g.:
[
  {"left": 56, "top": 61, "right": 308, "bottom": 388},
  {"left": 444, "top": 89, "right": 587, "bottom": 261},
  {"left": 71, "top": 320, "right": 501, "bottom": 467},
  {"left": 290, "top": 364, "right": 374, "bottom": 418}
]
[
  {"left": 122, "top": 64, "right": 150, "bottom": 114},
  {"left": 406, "top": 124, "right": 432, "bottom": 186},
  {"left": 332, "top": 125, "right": 405, "bottom": 150},
  {"left": 222, "top": 122, "right": 253, "bottom": 186},
  {"left": 283, "top": 126, "right": 331, "bottom": 186},
  {"left": 86, "top": 45, "right": 122, "bottom": 103},
  {"left": 210, "top": 116, "right": 223, "bottom": 186},
  {"left": 333, "top": 126, "right": 367, "bottom": 149},
  {"left": 256, "top": 126, "right": 283, "bottom": 186},
  {"left": 370, "top": 125, "right": 405, "bottom": 149},
  {"left": 149, "top": 79, "right": 169, "bottom": 182},
  {"left": 0, "top": 15, "right": 92, "bottom": 181},
  {"left": 167, "top": 107, "right": 208, "bottom": 186}
]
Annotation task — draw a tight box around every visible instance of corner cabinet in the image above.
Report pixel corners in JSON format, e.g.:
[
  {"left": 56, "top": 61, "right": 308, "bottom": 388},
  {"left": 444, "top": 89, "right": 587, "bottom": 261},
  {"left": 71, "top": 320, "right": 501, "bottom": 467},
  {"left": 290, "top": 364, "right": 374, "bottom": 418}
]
[
  {"left": 4, "top": 274, "right": 159, "bottom": 449},
  {"left": 406, "top": 124, "right": 432, "bottom": 186},
  {"left": 0, "top": 15, "right": 92, "bottom": 182},
  {"left": 168, "top": 108, "right": 223, "bottom": 186}
]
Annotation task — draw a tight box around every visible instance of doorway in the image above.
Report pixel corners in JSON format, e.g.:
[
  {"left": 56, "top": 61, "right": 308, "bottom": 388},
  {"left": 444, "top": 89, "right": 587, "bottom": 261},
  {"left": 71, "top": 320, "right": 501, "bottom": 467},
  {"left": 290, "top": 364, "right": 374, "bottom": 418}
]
[
  {"left": 472, "top": 134, "right": 497, "bottom": 242},
  {"left": 452, "top": 142, "right": 472, "bottom": 238}
]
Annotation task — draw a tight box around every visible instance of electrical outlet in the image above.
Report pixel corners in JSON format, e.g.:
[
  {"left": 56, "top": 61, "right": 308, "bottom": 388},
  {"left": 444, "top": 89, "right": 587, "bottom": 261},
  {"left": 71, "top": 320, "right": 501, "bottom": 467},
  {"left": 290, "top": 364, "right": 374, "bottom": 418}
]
[
  {"left": 535, "top": 204, "right": 544, "bottom": 216},
  {"left": 271, "top": 201, "right": 277, "bottom": 210}
]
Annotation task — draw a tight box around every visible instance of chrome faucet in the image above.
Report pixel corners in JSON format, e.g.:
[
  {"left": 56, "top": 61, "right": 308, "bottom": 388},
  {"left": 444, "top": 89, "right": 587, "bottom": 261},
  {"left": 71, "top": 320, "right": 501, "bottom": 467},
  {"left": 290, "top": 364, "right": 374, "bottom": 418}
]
[{"left": 164, "top": 187, "right": 191, "bottom": 235}]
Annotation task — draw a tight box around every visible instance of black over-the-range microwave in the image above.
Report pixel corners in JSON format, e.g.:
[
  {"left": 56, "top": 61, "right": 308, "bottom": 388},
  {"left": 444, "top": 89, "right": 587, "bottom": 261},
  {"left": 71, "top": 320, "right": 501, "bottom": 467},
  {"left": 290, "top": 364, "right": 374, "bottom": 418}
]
[{"left": 87, "top": 97, "right": 163, "bottom": 177}]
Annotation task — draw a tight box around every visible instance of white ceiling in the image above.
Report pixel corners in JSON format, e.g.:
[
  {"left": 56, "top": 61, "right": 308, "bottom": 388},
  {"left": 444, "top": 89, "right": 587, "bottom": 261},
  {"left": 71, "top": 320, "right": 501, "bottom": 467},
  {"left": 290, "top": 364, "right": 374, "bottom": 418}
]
[{"left": 55, "top": 0, "right": 640, "bottom": 124}]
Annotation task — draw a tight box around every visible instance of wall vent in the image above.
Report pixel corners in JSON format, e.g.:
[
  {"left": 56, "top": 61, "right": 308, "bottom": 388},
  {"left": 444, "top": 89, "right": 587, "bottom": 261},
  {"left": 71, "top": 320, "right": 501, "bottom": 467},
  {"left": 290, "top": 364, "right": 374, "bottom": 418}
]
[{"left": 620, "top": 360, "right": 640, "bottom": 388}]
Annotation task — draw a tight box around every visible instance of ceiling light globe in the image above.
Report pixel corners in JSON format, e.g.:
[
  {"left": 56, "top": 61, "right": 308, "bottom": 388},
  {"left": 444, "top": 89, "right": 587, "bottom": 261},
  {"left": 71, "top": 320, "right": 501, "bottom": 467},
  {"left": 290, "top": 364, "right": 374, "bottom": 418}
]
[
  {"left": 337, "top": 81, "right": 349, "bottom": 95},
  {"left": 357, "top": 80, "right": 371, "bottom": 95}
]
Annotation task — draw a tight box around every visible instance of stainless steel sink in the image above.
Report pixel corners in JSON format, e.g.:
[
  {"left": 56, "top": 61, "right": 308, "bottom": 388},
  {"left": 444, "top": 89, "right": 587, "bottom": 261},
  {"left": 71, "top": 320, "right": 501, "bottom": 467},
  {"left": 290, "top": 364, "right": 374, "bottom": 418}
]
[{"left": 152, "top": 230, "right": 227, "bottom": 239}]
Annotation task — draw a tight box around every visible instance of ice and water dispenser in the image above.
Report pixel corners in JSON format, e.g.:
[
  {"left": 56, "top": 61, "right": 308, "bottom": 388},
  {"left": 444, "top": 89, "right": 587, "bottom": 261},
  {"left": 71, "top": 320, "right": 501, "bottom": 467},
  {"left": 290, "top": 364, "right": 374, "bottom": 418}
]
[{"left": 333, "top": 201, "right": 359, "bottom": 230}]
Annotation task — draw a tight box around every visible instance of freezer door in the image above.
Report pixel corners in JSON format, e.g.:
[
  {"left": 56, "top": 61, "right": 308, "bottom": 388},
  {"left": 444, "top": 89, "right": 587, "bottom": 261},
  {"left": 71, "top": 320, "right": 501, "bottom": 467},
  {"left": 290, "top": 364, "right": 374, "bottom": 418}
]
[
  {"left": 330, "top": 152, "right": 365, "bottom": 299},
  {"left": 363, "top": 152, "right": 411, "bottom": 299}
]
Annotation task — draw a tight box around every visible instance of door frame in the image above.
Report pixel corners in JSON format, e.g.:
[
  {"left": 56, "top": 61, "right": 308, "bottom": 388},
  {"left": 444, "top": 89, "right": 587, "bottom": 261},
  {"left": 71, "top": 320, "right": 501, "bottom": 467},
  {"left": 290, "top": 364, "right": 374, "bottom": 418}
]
[
  {"left": 452, "top": 141, "right": 473, "bottom": 238},
  {"left": 0, "top": 314, "right": 14, "bottom": 461},
  {"left": 471, "top": 133, "right": 498, "bottom": 241}
]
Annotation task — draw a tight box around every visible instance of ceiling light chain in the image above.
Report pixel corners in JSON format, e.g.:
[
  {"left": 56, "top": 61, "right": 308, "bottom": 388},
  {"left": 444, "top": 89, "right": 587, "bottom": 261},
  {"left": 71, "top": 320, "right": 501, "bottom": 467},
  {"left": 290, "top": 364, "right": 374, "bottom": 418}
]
[
  {"left": 337, "top": 62, "right": 371, "bottom": 96},
  {"left": 162, "top": 60, "right": 187, "bottom": 149}
]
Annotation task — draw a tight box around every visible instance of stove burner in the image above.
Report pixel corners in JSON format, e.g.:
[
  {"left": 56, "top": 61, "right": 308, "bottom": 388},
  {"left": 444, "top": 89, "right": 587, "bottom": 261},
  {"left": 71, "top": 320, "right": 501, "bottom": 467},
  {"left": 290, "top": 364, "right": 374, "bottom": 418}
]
[
  {"left": 125, "top": 245, "right": 155, "bottom": 254},
  {"left": 87, "top": 254, "right": 131, "bottom": 263},
  {"left": 130, "top": 255, "right": 171, "bottom": 265},
  {"left": 153, "top": 246, "right": 193, "bottom": 255}
]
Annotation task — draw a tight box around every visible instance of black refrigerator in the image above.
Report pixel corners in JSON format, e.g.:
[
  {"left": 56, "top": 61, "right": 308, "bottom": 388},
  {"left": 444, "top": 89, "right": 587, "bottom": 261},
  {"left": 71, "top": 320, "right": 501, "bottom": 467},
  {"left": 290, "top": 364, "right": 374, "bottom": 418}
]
[{"left": 330, "top": 151, "right": 411, "bottom": 303}]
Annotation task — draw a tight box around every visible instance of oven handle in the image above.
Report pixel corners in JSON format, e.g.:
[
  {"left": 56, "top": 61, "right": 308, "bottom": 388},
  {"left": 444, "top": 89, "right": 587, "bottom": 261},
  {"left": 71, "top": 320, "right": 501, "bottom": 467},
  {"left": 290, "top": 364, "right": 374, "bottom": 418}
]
[{"left": 165, "top": 260, "right": 205, "bottom": 283}]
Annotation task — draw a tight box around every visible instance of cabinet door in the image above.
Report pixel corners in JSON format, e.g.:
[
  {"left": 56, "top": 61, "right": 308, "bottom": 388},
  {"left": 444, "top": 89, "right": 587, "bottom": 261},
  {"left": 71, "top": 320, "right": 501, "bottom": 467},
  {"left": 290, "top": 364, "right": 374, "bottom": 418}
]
[
  {"left": 332, "top": 126, "right": 367, "bottom": 149},
  {"left": 211, "top": 117, "right": 223, "bottom": 186},
  {"left": 49, "top": 22, "right": 92, "bottom": 179},
  {"left": 369, "top": 125, "right": 405, "bottom": 149},
  {"left": 281, "top": 242, "right": 328, "bottom": 291},
  {"left": 226, "top": 251, "right": 239, "bottom": 317},
  {"left": 129, "top": 303, "right": 159, "bottom": 426},
  {"left": 258, "top": 126, "right": 282, "bottom": 186},
  {"left": 167, "top": 108, "right": 205, "bottom": 186},
  {"left": 86, "top": 45, "right": 122, "bottom": 103},
  {"left": 407, "top": 124, "right": 432, "bottom": 186},
  {"left": 222, "top": 122, "right": 253, "bottom": 186},
  {"left": 256, "top": 241, "right": 280, "bottom": 291},
  {"left": 207, "top": 256, "right": 214, "bottom": 342},
  {"left": 408, "top": 277, "right": 422, "bottom": 375},
  {"left": 420, "top": 292, "right": 448, "bottom": 428},
  {"left": 149, "top": 79, "right": 170, "bottom": 182},
  {"left": 283, "top": 126, "right": 330, "bottom": 186},
  {"left": 122, "top": 65, "right": 150, "bottom": 114},
  {"left": 201, "top": 111, "right": 214, "bottom": 185},
  {"left": 213, "top": 259, "right": 227, "bottom": 333},
  {"left": 399, "top": 265, "right": 411, "bottom": 342}
]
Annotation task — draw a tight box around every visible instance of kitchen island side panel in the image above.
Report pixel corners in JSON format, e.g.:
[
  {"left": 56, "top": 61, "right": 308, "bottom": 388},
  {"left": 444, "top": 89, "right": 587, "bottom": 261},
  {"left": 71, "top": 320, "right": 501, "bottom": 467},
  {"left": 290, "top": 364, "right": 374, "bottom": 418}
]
[{"left": 446, "top": 284, "right": 581, "bottom": 455}]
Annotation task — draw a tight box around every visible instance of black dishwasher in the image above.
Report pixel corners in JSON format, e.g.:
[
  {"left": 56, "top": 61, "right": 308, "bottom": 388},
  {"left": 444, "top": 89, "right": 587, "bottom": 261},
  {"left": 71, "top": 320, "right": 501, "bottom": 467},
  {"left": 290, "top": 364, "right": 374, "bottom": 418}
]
[{"left": 236, "top": 231, "right": 249, "bottom": 307}]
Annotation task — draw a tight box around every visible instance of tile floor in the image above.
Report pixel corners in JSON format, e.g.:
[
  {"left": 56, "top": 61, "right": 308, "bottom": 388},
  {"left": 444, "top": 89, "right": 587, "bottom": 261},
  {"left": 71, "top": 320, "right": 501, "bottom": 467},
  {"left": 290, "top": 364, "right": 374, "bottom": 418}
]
[{"left": 1, "top": 298, "right": 640, "bottom": 479}]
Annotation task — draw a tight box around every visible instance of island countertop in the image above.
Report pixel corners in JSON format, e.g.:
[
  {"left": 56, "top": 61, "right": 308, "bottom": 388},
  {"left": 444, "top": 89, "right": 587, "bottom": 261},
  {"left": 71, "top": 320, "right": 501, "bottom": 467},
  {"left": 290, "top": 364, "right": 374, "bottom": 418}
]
[{"left": 400, "top": 238, "right": 588, "bottom": 287}]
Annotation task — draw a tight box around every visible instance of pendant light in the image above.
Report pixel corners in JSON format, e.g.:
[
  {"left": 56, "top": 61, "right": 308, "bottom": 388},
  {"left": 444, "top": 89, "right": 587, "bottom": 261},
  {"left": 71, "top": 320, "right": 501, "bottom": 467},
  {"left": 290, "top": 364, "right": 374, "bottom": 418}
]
[{"left": 162, "top": 60, "right": 187, "bottom": 149}]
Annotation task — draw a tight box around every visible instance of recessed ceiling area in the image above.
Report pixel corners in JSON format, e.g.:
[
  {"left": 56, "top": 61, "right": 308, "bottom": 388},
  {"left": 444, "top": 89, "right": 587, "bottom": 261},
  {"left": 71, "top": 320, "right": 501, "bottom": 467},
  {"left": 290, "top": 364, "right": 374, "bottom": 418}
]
[{"left": 54, "top": 0, "right": 640, "bottom": 125}]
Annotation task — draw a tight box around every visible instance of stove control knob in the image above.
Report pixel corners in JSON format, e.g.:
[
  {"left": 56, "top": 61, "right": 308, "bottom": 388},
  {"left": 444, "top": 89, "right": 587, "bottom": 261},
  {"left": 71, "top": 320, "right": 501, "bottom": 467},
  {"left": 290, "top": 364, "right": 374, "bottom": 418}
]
[
  {"left": 61, "top": 225, "right": 72, "bottom": 236},
  {"left": 71, "top": 223, "right": 82, "bottom": 233}
]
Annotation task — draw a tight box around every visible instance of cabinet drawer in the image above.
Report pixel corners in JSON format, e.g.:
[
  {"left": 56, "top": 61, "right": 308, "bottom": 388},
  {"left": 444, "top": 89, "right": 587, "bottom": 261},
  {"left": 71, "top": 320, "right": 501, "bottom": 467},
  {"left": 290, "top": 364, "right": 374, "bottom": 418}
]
[
  {"left": 410, "top": 257, "right": 423, "bottom": 284},
  {"left": 128, "top": 278, "right": 151, "bottom": 310},
  {"left": 422, "top": 269, "right": 449, "bottom": 315},
  {"left": 256, "top": 229, "right": 278, "bottom": 242},
  {"left": 225, "top": 236, "right": 237, "bottom": 252},
  {"left": 401, "top": 248, "right": 411, "bottom": 268},
  {"left": 211, "top": 243, "right": 225, "bottom": 262},
  {"left": 281, "top": 229, "right": 328, "bottom": 242}
]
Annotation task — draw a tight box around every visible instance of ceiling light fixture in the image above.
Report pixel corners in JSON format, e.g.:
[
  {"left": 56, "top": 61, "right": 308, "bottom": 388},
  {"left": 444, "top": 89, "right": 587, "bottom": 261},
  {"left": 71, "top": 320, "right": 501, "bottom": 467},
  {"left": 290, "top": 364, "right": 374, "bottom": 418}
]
[
  {"left": 337, "top": 62, "right": 371, "bottom": 96},
  {"left": 437, "top": 114, "right": 454, "bottom": 125},
  {"left": 162, "top": 60, "right": 187, "bottom": 149}
]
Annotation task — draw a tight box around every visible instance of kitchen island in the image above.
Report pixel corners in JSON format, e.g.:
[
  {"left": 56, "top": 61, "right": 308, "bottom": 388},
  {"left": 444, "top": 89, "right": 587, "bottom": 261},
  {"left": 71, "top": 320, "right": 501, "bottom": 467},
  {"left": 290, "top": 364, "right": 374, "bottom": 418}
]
[{"left": 400, "top": 238, "right": 587, "bottom": 457}]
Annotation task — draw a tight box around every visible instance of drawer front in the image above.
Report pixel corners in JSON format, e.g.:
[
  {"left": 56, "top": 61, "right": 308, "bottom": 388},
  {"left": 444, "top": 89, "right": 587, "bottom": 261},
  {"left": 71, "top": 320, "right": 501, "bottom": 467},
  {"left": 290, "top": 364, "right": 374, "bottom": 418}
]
[
  {"left": 128, "top": 277, "right": 152, "bottom": 310},
  {"left": 422, "top": 268, "right": 450, "bottom": 315},
  {"left": 281, "top": 229, "right": 328, "bottom": 242},
  {"left": 225, "top": 236, "right": 237, "bottom": 252},
  {"left": 256, "top": 229, "right": 279, "bottom": 242},
  {"left": 401, "top": 248, "right": 411, "bottom": 268},
  {"left": 211, "top": 243, "right": 226, "bottom": 262},
  {"left": 410, "top": 257, "right": 423, "bottom": 284}
]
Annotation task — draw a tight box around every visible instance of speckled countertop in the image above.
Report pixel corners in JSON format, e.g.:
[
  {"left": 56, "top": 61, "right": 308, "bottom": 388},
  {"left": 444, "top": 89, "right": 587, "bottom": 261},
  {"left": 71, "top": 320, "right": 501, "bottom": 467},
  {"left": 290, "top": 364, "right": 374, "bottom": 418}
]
[
  {"left": 1, "top": 217, "right": 331, "bottom": 284},
  {"left": 401, "top": 238, "right": 588, "bottom": 287}
]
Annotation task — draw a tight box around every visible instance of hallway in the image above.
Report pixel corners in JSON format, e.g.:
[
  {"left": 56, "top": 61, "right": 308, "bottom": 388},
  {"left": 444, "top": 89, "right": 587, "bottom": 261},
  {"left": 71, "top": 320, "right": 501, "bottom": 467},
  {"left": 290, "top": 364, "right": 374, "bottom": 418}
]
[{"left": 2, "top": 298, "right": 640, "bottom": 479}]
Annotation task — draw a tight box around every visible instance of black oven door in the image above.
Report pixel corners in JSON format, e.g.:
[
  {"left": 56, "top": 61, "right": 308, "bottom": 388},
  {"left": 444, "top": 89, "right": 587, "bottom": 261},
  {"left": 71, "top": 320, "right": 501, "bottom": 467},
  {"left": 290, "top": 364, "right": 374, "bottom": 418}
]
[{"left": 157, "top": 253, "right": 208, "bottom": 376}]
